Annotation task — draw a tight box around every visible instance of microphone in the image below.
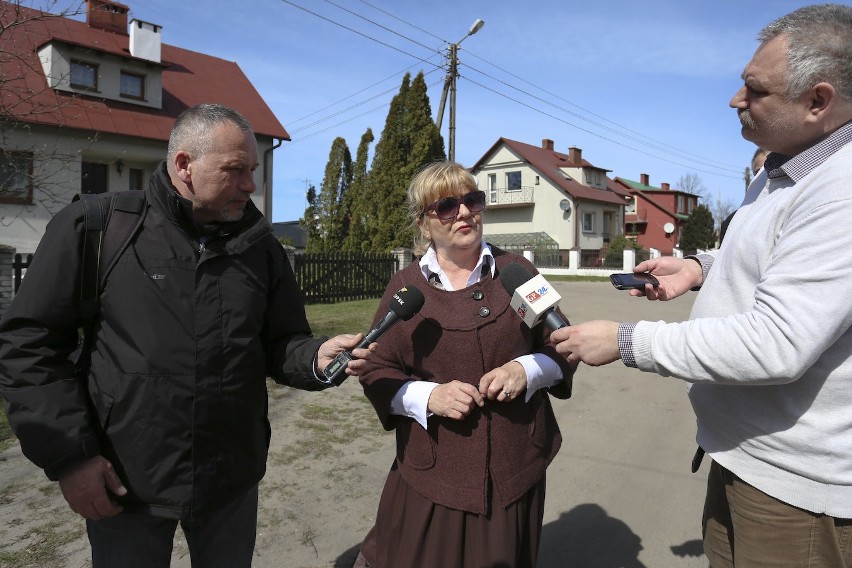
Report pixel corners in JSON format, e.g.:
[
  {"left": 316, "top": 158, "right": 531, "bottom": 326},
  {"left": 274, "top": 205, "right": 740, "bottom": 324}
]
[
  {"left": 321, "top": 284, "right": 425, "bottom": 386},
  {"left": 499, "top": 264, "right": 567, "bottom": 331}
]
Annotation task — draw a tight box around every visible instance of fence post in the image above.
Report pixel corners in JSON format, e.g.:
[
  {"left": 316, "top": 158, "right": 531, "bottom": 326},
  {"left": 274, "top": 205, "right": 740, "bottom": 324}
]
[
  {"left": 622, "top": 248, "right": 636, "bottom": 272},
  {"left": 672, "top": 248, "right": 684, "bottom": 259},
  {"left": 650, "top": 248, "right": 660, "bottom": 259},
  {"left": 281, "top": 244, "right": 296, "bottom": 272},
  {"left": 523, "top": 248, "right": 534, "bottom": 264},
  {"left": 0, "top": 244, "right": 15, "bottom": 319},
  {"left": 391, "top": 248, "right": 413, "bottom": 272},
  {"left": 568, "top": 250, "right": 579, "bottom": 270}
]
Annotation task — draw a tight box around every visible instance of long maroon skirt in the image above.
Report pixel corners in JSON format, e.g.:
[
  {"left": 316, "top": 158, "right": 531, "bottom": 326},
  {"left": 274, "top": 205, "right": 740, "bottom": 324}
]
[{"left": 355, "top": 463, "right": 546, "bottom": 568}]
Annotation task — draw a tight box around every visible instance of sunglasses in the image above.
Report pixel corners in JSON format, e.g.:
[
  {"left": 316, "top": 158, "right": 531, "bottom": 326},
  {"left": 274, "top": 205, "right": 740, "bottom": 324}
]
[{"left": 423, "top": 190, "right": 486, "bottom": 220}]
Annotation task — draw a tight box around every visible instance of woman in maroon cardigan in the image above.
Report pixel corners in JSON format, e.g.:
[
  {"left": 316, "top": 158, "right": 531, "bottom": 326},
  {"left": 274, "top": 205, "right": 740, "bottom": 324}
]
[{"left": 354, "top": 161, "right": 575, "bottom": 568}]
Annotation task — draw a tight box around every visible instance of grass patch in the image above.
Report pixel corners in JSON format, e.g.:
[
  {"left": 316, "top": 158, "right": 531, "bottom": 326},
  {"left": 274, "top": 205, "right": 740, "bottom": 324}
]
[
  {"left": 305, "top": 298, "right": 380, "bottom": 338},
  {"left": 0, "top": 517, "right": 85, "bottom": 568},
  {"left": 0, "top": 401, "right": 15, "bottom": 453}
]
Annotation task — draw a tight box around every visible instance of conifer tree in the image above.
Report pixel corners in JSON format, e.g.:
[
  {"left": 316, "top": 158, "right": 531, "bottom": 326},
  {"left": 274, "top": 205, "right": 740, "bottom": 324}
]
[
  {"left": 342, "top": 128, "right": 374, "bottom": 252},
  {"left": 367, "top": 72, "right": 445, "bottom": 251},
  {"left": 300, "top": 183, "right": 320, "bottom": 248},
  {"left": 307, "top": 137, "right": 352, "bottom": 252},
  {"left": 680, "top": 204, "right": 716, "bottom": 252}
]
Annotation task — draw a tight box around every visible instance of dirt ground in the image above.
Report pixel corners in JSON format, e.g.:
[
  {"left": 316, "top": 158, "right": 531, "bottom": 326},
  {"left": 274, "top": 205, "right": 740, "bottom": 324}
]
[{"left": 0, "top": 281, "right": 706, "bottom": 568}]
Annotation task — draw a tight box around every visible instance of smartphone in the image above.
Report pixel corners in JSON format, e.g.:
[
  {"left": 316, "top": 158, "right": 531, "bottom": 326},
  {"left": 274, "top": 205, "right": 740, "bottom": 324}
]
[{"left": 610, "top": 272, "right": 660, "bottom": 290}]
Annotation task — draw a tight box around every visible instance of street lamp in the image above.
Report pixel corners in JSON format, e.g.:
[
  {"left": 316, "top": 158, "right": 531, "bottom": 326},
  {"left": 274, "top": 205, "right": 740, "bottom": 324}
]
[{"left": 435, "top": 18, "right": 484, "bottom": 161}]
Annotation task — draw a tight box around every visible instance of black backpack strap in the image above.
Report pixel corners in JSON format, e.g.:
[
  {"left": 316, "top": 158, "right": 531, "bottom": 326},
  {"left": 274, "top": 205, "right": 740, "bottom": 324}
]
[
  {"left": 98, "top": 191, "right": 146, "bottom": 289},
  {"left": 76, "top": 193, "right": 107, "bottom": 321},
  {"left": 75, "top": 191, "right": 146, "bottom": 320}
]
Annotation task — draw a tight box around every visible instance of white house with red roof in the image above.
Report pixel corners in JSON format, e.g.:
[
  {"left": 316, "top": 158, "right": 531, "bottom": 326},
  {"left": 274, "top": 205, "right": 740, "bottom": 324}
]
[
  {"left": 0, "top": 0, "right": 289, "bottom": 254},
  {"left": 470, "top": 138, "right": 630, "bottom": 266}
]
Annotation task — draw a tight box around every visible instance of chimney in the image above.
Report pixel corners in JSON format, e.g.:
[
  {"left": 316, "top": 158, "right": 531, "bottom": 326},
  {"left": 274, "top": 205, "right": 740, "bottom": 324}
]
[
  {"left": 130, "top": 19, "right": 162, "bottom": 63},
  {"left": 86, "top": 0, "right": 129, "bottom": 35},
  {"left": 542, "top": 138, "right": 554, "bottom": 151},
  {"left": 661, "top": 182, "right": 670, "bottom": 191},
  {"left": 568, "top": 146, "right": 582, "bottom": 164},
  {"left": 640, "top": 173, "right": 649, "bottom": 186}
]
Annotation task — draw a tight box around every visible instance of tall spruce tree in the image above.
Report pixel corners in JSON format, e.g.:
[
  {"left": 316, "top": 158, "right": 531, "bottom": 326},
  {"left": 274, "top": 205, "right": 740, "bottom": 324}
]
[
  {"left": 307, "top": 137, "right": 352, "bottom": 252},
  {"left": 342, "top": 128, "right": 374, "bottom": 252},
  {"left": 367, "top": 72, "right": 445, "bottom": 251}
]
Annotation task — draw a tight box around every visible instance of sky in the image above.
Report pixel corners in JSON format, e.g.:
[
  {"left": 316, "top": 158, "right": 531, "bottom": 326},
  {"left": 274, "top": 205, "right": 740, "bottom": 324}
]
[{"left": 41, "top": 0, "right": 843, "bottom": 222}]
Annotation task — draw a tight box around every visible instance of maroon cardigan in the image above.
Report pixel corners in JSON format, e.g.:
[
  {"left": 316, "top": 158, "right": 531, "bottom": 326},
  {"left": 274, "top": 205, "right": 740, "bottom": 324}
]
[{"left": 359, "top": 249, "right": 573, "bottom": 514}]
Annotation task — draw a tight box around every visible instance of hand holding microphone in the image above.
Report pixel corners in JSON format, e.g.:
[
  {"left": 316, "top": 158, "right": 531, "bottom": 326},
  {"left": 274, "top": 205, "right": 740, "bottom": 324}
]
[{"left": 320, "top": 285, "right": 425, "bottom": 386}]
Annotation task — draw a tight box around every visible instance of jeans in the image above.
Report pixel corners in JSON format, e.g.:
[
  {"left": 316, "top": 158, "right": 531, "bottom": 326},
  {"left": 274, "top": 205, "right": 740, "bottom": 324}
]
[
  {"left": 703, "top": 461, "right": 852, "bottom": 568},
  {"left": 87, "top": 484, "right": 259, "bottom": 568}
]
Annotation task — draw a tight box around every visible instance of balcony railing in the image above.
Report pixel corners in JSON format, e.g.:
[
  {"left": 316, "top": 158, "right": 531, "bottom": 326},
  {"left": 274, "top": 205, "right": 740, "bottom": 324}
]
[{"left": 486, "top": 186, "right": 535, "bottom": 208}]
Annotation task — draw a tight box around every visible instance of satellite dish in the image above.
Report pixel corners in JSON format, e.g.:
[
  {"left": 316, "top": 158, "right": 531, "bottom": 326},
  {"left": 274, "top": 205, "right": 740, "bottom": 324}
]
[
  {"left": 663, "top": 222, "right": 675, "bottom": 234},
  {"left": 559, "top": 199, "right": 571, "bottom": 212}
]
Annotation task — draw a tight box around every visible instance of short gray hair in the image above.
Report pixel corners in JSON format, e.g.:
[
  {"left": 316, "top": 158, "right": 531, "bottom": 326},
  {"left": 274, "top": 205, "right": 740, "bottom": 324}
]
[
  {"left": 758, "top": 4, "right": 852, "bottom": 101},
  {"left": 167, "top": 104, "right": 254, "bottom": 167}
]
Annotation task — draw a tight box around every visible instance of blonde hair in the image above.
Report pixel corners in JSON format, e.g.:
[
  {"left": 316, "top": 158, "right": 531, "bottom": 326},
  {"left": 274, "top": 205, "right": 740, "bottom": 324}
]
[{"left": 407, "top": 161, "right": 478, "bottom": 255}]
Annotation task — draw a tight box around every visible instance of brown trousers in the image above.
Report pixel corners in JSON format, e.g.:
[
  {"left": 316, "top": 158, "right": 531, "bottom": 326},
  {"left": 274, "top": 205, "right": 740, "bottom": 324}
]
[{"left": 703, "top": 460, "right": 852, "bottom": 567}]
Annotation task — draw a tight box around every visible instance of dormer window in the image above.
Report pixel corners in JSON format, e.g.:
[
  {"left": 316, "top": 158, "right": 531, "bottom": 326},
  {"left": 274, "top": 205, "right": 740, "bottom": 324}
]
[
  {"left": 120, "top": 71, "right": 145, "bottom": 99},
  {"left": 70, "top": 60, "right": 98, "bottom": 91}
]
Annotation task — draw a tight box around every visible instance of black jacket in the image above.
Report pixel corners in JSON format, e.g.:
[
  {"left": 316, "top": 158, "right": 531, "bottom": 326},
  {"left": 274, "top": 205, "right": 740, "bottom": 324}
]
[{"left": 0, "top": 162, "right": 327, "bottom": 518}]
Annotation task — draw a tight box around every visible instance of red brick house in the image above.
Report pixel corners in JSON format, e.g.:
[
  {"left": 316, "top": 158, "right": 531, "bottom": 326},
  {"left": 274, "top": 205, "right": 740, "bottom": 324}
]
[{"left": 613, "top": 174, "right": 700, "bottom": 255}]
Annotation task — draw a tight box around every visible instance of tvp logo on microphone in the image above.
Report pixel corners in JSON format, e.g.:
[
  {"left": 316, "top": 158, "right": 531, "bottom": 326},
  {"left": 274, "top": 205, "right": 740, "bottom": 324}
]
[{"left": 510, "top": 274, "right": 561, "bottom": 328}]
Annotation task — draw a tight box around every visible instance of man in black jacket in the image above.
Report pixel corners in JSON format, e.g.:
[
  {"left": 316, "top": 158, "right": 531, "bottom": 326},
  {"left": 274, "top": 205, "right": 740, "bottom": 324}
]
[{"left": 0, "top": 104, "right": 369, "bottom": 567}]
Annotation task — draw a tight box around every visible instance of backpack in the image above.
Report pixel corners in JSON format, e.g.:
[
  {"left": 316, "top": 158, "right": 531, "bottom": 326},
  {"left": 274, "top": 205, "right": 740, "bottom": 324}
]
[{"left": 73, "top": 190, "right": 147, "bottom": 322}]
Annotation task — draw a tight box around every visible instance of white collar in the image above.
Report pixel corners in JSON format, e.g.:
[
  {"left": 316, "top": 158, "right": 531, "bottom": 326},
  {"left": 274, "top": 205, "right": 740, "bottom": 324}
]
[{"left": 419, "top": 240, "right": 495, "bottom": 291}]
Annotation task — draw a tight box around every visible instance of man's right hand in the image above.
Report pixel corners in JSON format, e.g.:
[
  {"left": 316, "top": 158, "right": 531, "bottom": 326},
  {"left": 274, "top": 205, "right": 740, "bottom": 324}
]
[
  {"left": 58, "top": 456, "right": 128, "bottom": 520},
  {"left": 632, "top": 256, "right": 704, "bottom": 301}
]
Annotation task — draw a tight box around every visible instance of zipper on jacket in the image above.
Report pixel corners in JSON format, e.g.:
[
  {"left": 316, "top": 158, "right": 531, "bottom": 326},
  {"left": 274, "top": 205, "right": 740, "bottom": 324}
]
[{"left": 197, "top": 236, "right": 209, "bottom": 254}]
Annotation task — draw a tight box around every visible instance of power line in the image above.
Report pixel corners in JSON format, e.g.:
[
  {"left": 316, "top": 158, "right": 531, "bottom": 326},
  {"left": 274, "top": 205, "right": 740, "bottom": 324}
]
[
  {"left": 278, "top": 0, "right": 442, "bottom": 69},
  {"left": 462, "top": 49, "right": 743, "bottom": 173},
  {"left": 321, "top": 0, "right": 442, "bottom": 55},
  {"left": 462, "top": 75, "right": 742, "bottom": 181},
  {"left": 460, "top": 61, "right": 742, "bottom": 176}
]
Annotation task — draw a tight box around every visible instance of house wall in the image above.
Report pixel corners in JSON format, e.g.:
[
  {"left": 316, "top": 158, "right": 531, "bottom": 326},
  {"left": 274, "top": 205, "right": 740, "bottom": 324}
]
[
  {"left": 633, "top": 196, "right": 679, "bottom": 254},
  {"left": 474, "top": 147, "right": 622, "bottom": 252},
  {"left": 0, "top": 125, "right": 273, "bottom": 254},
  {"left": 38, "top": 43, "right": 164, "bottom": 110}
]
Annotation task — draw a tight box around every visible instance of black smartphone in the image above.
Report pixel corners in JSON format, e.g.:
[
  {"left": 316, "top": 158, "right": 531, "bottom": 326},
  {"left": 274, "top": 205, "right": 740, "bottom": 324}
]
[{"left": 610, "top": 272, "right": 660, "bottom": 290}]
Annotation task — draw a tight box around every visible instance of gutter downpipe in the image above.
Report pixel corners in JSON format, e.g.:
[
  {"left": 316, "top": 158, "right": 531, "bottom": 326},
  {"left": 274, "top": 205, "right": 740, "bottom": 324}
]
[{"left": 262, "top": 137, "right": 285, "bottom": 220}]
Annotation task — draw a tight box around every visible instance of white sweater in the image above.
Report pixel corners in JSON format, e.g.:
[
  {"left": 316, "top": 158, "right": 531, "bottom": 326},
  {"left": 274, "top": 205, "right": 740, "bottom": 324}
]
[{"left": 633, "top": 136, "right": 852, "bottom": 517}]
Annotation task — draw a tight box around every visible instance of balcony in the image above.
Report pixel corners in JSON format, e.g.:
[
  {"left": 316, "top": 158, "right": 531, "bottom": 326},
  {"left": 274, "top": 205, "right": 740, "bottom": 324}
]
[{"left": 486, "top": 186, "right": 535, "bottom": 209}]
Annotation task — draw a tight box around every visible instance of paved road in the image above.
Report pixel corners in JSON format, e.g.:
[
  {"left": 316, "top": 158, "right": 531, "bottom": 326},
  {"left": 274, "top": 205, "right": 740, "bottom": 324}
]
[{"left": 538, "top": 281, "right": 707, "bottom": 568}]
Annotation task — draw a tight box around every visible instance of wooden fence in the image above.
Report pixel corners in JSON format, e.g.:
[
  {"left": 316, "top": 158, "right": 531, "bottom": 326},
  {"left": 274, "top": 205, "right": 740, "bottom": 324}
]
[{"left": 294, "top": 251, "right": 399, "bottom": 304}]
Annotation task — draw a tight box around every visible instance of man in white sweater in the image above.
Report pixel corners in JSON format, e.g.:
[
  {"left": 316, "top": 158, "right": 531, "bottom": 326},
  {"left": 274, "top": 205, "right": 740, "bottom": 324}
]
[{"left": 552, "top": 5, "right": 852, "bottom": 567}]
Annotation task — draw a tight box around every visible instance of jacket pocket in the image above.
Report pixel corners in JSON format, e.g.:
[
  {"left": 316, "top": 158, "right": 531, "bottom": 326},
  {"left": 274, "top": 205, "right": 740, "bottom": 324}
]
[{"left": 398, "top": 422, "right": 436, "bottom": 470}]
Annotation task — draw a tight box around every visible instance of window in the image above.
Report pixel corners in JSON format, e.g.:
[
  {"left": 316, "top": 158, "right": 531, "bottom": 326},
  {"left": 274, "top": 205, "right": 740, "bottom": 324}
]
[
  {"left": 506, "top": 171, "right": 521, "bottom": 191},
  {"left": 81, "top": 162, "right": 108, "bottom": 194},
  {"left": 488, "top": 174, "right": 497, "bottom": 203},
  {"left": 625, "top": 196, "right": 636, "bottom": 214},
  {"left": 120, "top": 71, "right": 145, "bottom": 99},
  {"left": 129, "top": 168, "right": 144, "bottom": 191},
  {"left": 70, "top": 60, "right": 98, "bottom": 91},
  {"left": 677, "top": 195, "right": 686, "bottom": 214},
  {"left": 0, "top": 151, "right": 34, "bottom": 204},
  {"left": 582, "top": 212, "right": 595, "bottom": 233}
]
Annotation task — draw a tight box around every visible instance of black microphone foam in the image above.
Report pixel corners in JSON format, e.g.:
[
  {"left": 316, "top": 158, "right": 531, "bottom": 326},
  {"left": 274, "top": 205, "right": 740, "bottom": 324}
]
[
  {"left": 499, "top": 263, "right": 534, "bottom": 296},
  {"left": 388, "top": 285, "right": 425, "bottom": 321}
]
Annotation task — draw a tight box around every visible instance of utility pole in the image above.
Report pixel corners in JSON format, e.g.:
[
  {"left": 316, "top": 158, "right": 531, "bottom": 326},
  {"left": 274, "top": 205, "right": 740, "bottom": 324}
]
[{"left": 435, "top": 18, "right": 484, "bottom": 161}]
